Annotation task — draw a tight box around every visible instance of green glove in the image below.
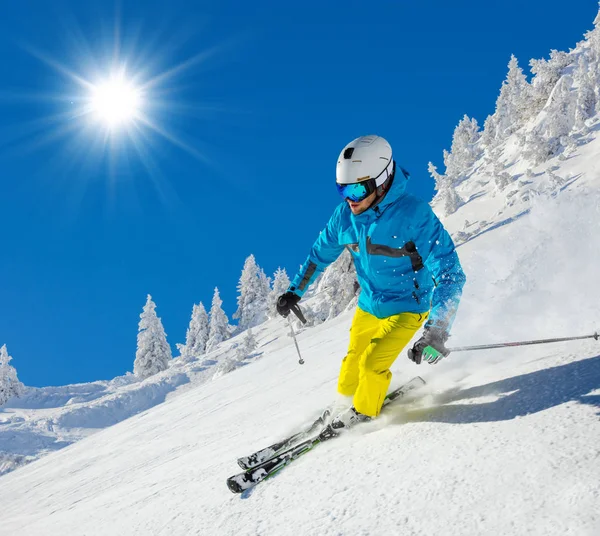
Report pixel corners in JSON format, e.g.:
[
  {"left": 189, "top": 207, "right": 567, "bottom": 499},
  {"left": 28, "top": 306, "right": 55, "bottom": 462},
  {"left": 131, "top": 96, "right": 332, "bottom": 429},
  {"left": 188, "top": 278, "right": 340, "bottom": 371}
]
[{"left": 408, "top": 327, "right": 450, "bottom": 365}]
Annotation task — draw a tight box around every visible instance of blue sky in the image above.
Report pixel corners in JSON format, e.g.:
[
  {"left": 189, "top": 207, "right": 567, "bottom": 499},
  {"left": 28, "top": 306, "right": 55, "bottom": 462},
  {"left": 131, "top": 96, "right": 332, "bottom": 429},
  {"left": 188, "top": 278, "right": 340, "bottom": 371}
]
[{"left": 0, "top": 0, "right": 597, "bottom": 387}]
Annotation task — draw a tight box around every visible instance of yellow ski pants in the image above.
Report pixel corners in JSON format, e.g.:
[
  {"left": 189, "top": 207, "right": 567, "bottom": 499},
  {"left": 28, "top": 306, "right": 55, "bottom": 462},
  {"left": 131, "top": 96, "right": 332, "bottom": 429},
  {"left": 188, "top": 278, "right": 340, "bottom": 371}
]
[{"left": 338, "top": 307, "right": 428, "bottom": 417}]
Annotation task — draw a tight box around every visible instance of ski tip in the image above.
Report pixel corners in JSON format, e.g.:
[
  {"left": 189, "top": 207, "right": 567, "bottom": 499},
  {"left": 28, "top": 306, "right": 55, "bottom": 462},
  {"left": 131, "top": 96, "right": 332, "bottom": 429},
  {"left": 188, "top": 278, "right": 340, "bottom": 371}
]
[
  {"left": 416, "top": 375, "right": 426, "bottom": 385},
  {"left": 226, "top": 476, "right": 247, "bottom": 494}
]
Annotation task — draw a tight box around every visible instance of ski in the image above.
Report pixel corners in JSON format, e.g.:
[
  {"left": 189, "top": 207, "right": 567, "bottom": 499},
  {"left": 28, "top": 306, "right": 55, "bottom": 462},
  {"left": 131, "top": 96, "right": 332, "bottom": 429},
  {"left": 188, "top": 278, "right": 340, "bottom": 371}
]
[
  {"left": 236, "top": 408, "right": 331, "bottom": 470},
  {"left": 227, "top": 423, "right": 337, "bottom": 493},
  {"left": 237, "top": 375, "right": 425, "bottom": 471},
  {"left": 227, "top": 376, "right": 425, "bottom": 493}
]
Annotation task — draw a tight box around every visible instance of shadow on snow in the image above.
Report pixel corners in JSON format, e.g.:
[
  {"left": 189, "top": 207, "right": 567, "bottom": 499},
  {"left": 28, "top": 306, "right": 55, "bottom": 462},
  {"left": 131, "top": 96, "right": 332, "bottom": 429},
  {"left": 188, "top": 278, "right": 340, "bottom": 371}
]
[{"left": 388, "top": 354, "right": 600, "bottom": 425}]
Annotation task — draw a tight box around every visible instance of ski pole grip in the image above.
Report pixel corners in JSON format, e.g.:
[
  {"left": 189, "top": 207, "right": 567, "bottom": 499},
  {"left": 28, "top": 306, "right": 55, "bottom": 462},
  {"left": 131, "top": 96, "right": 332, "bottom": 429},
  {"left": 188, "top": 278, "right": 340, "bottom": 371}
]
[{"left": 290, "top": 304, "right": 307, "bottom": 324}]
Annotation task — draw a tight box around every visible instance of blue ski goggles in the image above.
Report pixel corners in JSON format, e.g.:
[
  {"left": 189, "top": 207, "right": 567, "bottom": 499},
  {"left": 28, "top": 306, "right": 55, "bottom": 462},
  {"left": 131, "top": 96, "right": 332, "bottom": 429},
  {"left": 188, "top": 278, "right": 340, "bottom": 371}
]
[{"left": 336, "top": 178, "right": 377, "bottom": 202}]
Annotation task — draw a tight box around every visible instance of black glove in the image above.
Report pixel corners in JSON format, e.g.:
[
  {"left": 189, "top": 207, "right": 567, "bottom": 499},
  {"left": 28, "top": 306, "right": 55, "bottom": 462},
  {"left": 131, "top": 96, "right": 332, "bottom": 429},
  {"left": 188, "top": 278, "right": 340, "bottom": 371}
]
[
  {"left": 408, "top": 327, "right": 450, "bottom": 365},
  {"left": 276, "top": 292, "right": 301, "bottom": 318}
]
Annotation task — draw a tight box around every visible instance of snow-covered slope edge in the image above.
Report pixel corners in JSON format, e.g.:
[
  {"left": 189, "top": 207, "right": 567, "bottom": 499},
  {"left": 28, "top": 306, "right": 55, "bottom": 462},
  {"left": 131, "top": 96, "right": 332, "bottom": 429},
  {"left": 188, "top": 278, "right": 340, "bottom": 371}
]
[
  {"left": 430, "top": 8, "right": 600, "bottom": 247},
  {"left": 0, "top": 316, "right": 295, "bottom": 477}
]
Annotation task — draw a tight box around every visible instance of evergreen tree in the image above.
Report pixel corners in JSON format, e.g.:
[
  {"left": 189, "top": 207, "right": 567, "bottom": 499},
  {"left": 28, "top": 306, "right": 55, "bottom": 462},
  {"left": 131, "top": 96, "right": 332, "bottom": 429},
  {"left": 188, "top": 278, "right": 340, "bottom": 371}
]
[
  {"left": 441, "top": 187, "right": 463, "bottom": 215},
  {"left": 584, "top": 3, "right": 600, "bottom": 60},
  {"left": 443, "top": 115, "right": 482, "bottom": 183},
  {"left": 483, "top": 55, "right": 534, "bottom": 147},
  {"left": 0, "top": 345, "right": 24, "bottom": 406},
  {"left": 543, "top": 75, "right": 576, "bottom": 155},
  {"left": 548, "top": 170, "right": 565, "bottom": 190},
  {"left": 235, "top": 328, "right": 258, "bottom": 360},
  {"left": 233, "top": 254, "right": 270, "bottom": 330},
  {"left": 573, "top": 56, "right": 596, "bottom": 131},
  {"left": 133, "top": 295, "right": 172, "bottom": 379},
  {"left": 315, "top": 249, "right": 358, "bottom": 320},
  {"left": 427, "top": 162, "right": 446, "bottom": 193},
  {"left": 522, "top": 128, "right": 552, "bottom": 165},
  {"left": 206, "top": 287, "right": 230, "bottom": 352},
  {"left": 529, "top": 50, "right": 573, "bottom": 113},
  {"left": 268, "top": 267, "right": 290, "bottom": 319},
  {"left": 180, "top": 302, "right": 209, "bottom": 358}
]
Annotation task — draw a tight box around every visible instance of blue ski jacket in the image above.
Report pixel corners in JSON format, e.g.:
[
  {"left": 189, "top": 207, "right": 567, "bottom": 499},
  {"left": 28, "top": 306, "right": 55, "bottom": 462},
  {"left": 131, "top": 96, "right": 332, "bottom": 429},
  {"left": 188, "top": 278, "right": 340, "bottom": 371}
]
[{"left": 288, "top": 169, "right": 466, "bottom": 331}]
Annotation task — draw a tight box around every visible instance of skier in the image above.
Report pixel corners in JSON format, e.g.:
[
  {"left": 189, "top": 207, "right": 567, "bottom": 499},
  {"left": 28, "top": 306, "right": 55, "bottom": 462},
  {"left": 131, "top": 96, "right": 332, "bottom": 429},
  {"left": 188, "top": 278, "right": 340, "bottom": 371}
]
[{"left": 277, "top": 135, "right": 466, "bottom": 430}]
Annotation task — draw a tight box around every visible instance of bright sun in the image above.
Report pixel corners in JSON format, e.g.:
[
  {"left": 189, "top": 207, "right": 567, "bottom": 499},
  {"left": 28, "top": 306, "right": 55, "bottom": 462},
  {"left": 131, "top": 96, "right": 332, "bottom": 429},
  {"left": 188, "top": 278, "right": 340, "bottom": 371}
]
[
  {"left": 89, "top": 73, "right": 142, "bottom": 129},
  {"left": 19, "top": 25, "right": 217, "bottom": 166}
]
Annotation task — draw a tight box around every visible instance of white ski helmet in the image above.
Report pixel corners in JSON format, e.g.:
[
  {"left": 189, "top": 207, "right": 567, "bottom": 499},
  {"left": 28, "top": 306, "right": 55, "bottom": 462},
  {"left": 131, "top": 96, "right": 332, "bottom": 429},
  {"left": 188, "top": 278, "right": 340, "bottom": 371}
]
[{"left": 336, "top": 135, "right": 394, "bottom": 186}]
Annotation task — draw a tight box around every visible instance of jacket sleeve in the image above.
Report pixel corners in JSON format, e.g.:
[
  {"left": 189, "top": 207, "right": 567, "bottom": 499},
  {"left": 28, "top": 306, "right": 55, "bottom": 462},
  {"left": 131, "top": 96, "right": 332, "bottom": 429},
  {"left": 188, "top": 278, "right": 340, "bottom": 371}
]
[
  {"left": 412, "top": 203, "right": 466, "bottom": 332},
  {"left": 288, "top": 204, "right": 346, "bottom": 298}
]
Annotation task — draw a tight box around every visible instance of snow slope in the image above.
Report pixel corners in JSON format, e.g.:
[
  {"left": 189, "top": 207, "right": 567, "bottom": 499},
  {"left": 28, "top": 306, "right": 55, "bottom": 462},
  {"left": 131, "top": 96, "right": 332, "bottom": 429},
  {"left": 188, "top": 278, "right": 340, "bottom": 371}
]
[{"left": 0, "top": 134, "right": 599, "bottom": 533}]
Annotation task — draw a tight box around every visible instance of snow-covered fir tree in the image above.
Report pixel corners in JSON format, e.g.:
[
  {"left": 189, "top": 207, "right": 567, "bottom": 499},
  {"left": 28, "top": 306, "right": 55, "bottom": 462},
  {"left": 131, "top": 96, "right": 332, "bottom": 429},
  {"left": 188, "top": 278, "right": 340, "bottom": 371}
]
[
  {"left": 214, "top": 328, "right": 257, "bottom": 378},
  {"left": 312, "top": 249, "right": 358, "bottom": 321},
  {"left": 482, "top": 55, "right": 534, "bottom": 147},
  {"left": 267, "top": 267, "right": 290, "bottom": 319},
  {"left": 443, "top": 115, "right": 482, "bottom": 184},
  {"left": 427, "top": 162, "right": 446, "bottom": 192},
  {"left": 493, "top": 160, "right": 513, "bottom": 191},
  {"left": 573, "top": 56, "right": 596, "bottom": 132},
  {"left": 529, "top": 50, "right": 573, "bottom": 113},
  {"left": 441, "top": 187, "right": 463, "bottom": 215},
  {"left": 541, "top": 75, "right": 577, "bottom": 156},
  {"left": 235, "top": 328, "right": 258, "bottom": 360},
  {"left": 206, "top": 287, "right": 230, "bottom": 352},
  {"left": 133, "top": 295, "right": 172, "bottom": 379},
  {"left": 427, "top": 162, "right": 463, "bottom": 216},
  {"left": 0, "top": 344, "right": 25, "bottom": 406},
  {"left": 233, "top": 254, "right": 270, "bottom": 331},
  {"left": 179, "top": 302, "right": 209, "bottom": 359}
]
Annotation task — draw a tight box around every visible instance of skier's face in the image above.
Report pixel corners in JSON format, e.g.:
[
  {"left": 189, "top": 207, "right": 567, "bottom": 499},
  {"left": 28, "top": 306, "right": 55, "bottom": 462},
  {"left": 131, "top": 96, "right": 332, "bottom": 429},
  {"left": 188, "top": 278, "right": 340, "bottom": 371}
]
[{"left": 347, "top": 191, "right": 376, "bottom": 215}]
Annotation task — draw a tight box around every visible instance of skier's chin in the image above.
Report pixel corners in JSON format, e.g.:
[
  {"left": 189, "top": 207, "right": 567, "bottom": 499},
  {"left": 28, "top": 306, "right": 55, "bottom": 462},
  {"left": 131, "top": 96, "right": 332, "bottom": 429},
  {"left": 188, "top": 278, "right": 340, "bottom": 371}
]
[{"left": 349, "top": 202, "right": 368, "bottom": 215}]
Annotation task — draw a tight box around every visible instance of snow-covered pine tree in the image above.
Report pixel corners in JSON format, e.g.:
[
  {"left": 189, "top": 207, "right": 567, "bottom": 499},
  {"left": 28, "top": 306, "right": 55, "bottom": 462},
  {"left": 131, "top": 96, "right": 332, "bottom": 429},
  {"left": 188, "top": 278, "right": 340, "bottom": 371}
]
[
  {"left": 428, "top": 162, "right": 463, "bottom": 216},
  {"left": 427, "top": 162, "right": 446, "bottom": 192},
  {"left": 482, "top": 55, "right": 535, "bottom": 148},
  {"left": 180, "top": 302, "right": 209, "bottom": 359},
  {"left": 584, "top": 3, "right": 600, "bottom": 61},
  {"left": 206, "top": 287, "right": 230, "bottom": 352},
  {"left": 443, "top": 115, "right": 482, "bottom": 184},
  {"left": 548, "top": 170, "right": 565, "bottom": 190},
  {"left": 543, "top": 74, "right": 576, "bottom": 156},
  {"left": 585, "top": 7, "right": 600, "bottom": 115},
  {"left": 313, "top": 249, "right": 358, "bottom": 321},
  {"left": 441, "top": 187, "right": 463, "bottom": 215},
  {"left": 573, "top": 56, "right": 596, "bottom": 132},
  {"left": 268, "top": 267, "right": 290, "bottom": 319},
  {"left": 492, "top": 160, "right": 513, "bottom": 191},
  {"left": 529, "top": 50, "right": 573, "bottom": 113},
  {"left": 235, "top": 328, "right": 258, "bottom": 360},
  {"left": 133, "top": 295, "right": 172, "bottom": 379},
  {"left": 0, "top": 344, "right": 25, "bottom": 406},
  {"left": 233, "top": 254, "right": 270, "bottom": 331},
  {"left": 522, "top": 128, "right": 552, "bottom": 165},
  {"left": 214, "top": 327, "right": 257, "bottom": 378}
]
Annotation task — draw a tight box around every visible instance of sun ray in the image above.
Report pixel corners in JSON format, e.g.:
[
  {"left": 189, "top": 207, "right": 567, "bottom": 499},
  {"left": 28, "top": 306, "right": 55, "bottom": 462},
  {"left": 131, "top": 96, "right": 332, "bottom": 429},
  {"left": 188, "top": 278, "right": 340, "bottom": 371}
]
[
  {"left": 20, "top": 44, "right": 95, "bottom": 91},
  {"left": 136, "top": 114, "right": 212, "bottom": 165}
]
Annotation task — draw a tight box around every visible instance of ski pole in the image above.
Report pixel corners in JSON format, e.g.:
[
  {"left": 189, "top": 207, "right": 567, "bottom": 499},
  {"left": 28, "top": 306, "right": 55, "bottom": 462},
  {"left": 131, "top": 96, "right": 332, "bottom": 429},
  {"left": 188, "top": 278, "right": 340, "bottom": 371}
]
[
  {"left": 448, "top": 331, "right": 599, "bottom": 353},
  {"left": 287, "top": 316, "right": 305, "bottom": 365}
]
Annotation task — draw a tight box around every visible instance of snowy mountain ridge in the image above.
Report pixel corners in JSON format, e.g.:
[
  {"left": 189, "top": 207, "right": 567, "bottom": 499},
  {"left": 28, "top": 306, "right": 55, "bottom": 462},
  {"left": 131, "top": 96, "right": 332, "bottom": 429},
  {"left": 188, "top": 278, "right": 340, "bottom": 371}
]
[{"left": 430, "top": 9, "right": 600, "bottom": 245}]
